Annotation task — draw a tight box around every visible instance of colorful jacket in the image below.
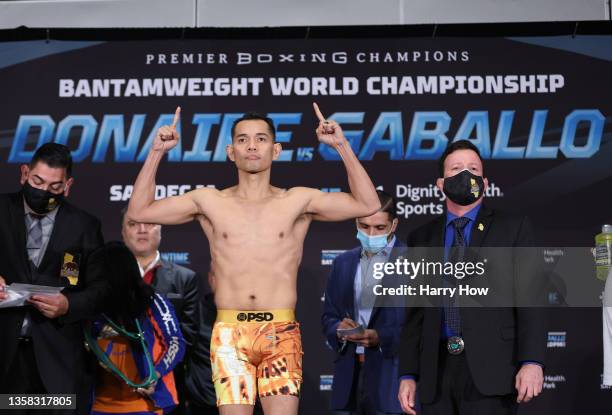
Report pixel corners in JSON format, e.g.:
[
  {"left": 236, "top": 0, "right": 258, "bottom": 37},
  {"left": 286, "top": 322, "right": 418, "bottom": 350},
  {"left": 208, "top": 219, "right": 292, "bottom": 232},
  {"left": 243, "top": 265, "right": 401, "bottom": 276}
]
[{"left": 91, "top": 293, "right": 186, "bottom": 414}]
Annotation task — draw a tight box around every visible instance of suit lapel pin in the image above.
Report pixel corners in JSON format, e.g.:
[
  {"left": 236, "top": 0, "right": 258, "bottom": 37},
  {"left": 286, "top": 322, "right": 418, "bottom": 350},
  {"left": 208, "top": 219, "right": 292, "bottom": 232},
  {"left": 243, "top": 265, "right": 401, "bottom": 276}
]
[{"left": 478, "top": 223, "right": 484, "bottom": 231}]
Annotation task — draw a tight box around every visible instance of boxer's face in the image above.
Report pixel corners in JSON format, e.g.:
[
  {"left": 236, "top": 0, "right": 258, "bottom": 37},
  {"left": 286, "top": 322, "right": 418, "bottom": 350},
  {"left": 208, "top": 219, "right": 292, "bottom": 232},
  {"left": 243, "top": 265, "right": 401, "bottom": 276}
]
[
  {"left": 356, "top": 211, "right": 398, "bottom": 238},
  {"left": 227, "top": 120, "right": 281, "bottom": 173},
  {"left": 122, "top": 216, "right": 161, "bottom": 258}
]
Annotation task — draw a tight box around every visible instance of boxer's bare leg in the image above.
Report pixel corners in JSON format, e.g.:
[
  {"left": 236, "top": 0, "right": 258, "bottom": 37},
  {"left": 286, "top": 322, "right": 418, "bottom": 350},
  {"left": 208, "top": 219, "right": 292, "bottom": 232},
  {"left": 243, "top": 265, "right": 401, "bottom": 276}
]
[
  {"left": 219, "top": 405, "right": 254, "bottom": 415},
  {"left": 260, "top": 395, "right": 299, "bottom": 415}
]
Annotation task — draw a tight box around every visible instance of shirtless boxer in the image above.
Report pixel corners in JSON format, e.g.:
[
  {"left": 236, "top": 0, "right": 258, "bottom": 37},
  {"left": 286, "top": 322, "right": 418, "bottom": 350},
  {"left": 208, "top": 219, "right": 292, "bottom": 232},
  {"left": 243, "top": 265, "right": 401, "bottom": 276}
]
[{"left": 127, "top": 104, "right": 380, "bottom": 415}]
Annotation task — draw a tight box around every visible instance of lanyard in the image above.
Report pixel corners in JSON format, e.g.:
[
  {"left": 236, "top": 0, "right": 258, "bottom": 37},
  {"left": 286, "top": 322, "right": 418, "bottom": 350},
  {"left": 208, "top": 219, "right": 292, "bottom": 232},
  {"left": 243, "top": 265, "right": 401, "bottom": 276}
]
[{"left": 84, "top": 316, "right": 159, "bottom": 389}]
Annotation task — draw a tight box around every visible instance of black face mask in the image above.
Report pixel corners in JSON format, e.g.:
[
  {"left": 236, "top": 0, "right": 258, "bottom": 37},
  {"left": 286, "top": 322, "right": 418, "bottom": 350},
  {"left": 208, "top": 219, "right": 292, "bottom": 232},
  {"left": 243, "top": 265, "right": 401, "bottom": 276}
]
[
  {"left": 442, "top": 170, "right": 485, "bottom": 206},
  {"left": 22, "top": 181, "right": 65, "bottom": 214}
]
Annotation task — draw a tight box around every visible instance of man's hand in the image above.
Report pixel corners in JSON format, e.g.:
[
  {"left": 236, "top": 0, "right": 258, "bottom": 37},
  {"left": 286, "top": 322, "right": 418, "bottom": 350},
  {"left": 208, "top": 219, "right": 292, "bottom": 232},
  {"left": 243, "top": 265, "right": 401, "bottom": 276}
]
[
  {"left": 336, "top": 318, "right": 358, "bottom": 339},
  {"left": 346, "top": 329, "right": 380, "bottom": 348},
  {"left": 152, "top": 106, "right": 181, "bottom": 153},
  {"left": 313, "top": 102, "right": 346, "bottom": 147},
  {"left": 0, "top": 275, "right": 7, "bottom": 301},
  {"left": 398, "top": 378, "right": 418, "bottom": 415},
  {"left": 134, "top": 371, "right": 160, "bottom": 397},
  {"left": 515, "top": 364, "right": 544, "bottom": 403},
  {"left": 28, "top": 294, "right": 69, "bottom": 318},
  {"left": 135, "top": 381, "right": 157, "bottom": 397}
]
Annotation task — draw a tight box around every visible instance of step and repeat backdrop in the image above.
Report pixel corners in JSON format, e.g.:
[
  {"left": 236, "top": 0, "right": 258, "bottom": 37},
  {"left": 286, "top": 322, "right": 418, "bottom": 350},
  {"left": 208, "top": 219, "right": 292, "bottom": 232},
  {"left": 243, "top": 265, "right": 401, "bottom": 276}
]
[{"left": 0, "top": 34, "right": 611, "bottom": 413}]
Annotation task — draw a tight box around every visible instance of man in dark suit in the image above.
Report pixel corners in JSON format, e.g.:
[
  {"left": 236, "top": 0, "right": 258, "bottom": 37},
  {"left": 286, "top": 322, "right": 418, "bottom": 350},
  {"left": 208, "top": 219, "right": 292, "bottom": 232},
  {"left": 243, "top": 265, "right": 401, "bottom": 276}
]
[
  {"left": 322, "top": 190, "right": 408, "bottom": 415},
  {"left": 121, "top": 208, "right": 208, "bottom": 414},
  {"left": 184, "top": 267, "right": 221, "bottom": 415},
  {"left": 397, "top": 140, "right": 547, "bottom": 415},
  {"left": 0, "top": 143, "right": 106, "bottom": 414}
]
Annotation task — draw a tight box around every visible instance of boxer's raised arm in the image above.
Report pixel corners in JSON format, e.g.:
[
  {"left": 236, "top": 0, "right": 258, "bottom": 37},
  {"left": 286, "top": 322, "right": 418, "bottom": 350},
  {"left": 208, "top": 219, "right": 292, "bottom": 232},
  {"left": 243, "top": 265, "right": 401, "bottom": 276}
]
[
  {"left": 305, "top": 103, "right": 380, "bottom": 221},
  {"left": 128, "top": 107, "right": 200, "bottom": 225}
]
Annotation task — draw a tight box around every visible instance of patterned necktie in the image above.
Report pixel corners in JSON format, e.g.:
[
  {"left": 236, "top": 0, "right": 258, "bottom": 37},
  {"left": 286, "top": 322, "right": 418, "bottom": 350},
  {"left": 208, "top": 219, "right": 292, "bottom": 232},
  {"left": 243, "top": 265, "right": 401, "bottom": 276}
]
[
  {"left": 26, "top": 213, "right": 44, "bottom": 259},
  {"left": 23, "top": 213, "right": 44, "bottom": 336},
  {"left": 444, "top": 216, "right": 470, "bottom": 337}
]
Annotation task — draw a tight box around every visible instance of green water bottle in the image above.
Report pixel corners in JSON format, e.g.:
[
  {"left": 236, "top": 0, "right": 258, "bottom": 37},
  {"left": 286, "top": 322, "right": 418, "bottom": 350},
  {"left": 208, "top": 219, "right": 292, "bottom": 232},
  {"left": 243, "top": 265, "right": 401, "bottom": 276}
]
[{"left": 595, "top": 224, "right": 612, "bottom": 281}]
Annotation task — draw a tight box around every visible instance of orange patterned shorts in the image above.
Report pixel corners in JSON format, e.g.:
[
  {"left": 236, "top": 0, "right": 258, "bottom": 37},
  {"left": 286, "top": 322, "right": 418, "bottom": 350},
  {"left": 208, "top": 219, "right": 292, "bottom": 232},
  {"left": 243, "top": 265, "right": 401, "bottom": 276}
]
[{"left": 210, "top": 310, "right": 303, "bottom": 406}]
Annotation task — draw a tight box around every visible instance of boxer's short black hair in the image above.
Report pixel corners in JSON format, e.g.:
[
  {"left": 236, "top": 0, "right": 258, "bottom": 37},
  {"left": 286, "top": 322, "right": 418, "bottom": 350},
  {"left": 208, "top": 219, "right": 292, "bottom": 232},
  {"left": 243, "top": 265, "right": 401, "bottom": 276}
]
[{"left": 231, "top": 112, "right": 276, "bottom": 141}]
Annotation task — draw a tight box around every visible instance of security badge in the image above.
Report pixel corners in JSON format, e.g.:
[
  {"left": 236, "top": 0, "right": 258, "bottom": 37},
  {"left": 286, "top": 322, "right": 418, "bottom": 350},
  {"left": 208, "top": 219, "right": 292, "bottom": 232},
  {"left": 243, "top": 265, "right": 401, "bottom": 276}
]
[
  {"left": 447, "top": 336, "right": 465, "bottom": 355},
  {"left": 60, "top": 252, "right": 80, "bottom": 286}
]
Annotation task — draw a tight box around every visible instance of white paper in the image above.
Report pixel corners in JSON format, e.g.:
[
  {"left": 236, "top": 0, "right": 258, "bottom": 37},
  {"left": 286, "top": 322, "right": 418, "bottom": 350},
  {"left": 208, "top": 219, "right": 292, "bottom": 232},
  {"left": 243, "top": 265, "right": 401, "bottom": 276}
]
[
  {"left": 603, "top": 267, "right": 612, "bottom": 386},
  {"left": 0, "top": 283, "right": 64, "bottom": 309},
  {"left": 336, "top": 324, "right": 365, "bottom": 336}
]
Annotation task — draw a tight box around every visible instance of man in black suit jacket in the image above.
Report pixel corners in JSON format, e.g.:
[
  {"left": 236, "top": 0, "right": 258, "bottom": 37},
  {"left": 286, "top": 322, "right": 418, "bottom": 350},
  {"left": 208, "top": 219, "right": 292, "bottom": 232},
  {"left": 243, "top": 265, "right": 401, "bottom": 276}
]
[
  {"left": 397, "top": 140, "right": 547, "bottom": 415},
  {"left": 185, "top": 268, "right": 221, "bottom": 414},
  {"left": 121, "top": 208, "right": 209, "bottom": 414},
  {"left": 0, "top": 143, "right": 106, "bottom": 414}
]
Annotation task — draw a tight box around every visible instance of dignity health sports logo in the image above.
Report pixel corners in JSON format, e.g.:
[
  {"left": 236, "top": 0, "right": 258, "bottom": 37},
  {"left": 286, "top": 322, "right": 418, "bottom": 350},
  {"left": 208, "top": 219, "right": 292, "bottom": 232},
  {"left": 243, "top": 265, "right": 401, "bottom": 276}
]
[
  {"left": 321, "top": 250, "right": 346, "bottom": 265},
  {"left": 543, "top": 374, "right": 566, "bottom": 390},
  {"left": 320, "top": 375, "right": 334, "bottom": 391},
  {"left": 547, "top": 331, "right": 567, "bottom": 348}
]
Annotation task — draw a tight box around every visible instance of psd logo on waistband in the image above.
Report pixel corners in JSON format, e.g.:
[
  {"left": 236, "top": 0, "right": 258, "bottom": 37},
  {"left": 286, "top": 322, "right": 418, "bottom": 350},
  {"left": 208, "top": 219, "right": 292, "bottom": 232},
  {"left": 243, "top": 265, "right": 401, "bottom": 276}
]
[{"left": 237, "top": 312, "right": 274, "bottom": 322}]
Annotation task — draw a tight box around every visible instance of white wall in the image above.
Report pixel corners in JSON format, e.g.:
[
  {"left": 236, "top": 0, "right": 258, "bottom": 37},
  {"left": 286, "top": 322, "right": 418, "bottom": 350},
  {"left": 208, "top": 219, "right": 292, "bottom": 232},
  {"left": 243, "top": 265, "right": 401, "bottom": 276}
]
[
  {"left": 0, "top": 0, "right": 195, "bottom": 29},
  {"left": 0, "top": 0, "right": 609, "bottom": 29},
  {"left": 395, "top": 0, "right": 610, "bottom": 24}
]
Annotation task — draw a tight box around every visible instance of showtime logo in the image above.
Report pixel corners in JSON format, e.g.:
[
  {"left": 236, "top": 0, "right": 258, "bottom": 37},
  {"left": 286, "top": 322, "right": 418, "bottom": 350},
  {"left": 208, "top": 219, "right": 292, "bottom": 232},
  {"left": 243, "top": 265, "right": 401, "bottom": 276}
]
[
  {"left": 161, "top": 252, "right": 191, "bottom": 265},
  {"left": 547, "top": 331, "right": 567, "bottom": 348}
]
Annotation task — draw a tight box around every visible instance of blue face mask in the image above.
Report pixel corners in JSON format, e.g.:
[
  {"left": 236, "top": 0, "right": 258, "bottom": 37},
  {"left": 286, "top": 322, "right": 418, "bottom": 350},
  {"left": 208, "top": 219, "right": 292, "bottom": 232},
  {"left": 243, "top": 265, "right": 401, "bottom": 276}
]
[{"left": 356, "top": 229, "right": 389, "bottom": 254}]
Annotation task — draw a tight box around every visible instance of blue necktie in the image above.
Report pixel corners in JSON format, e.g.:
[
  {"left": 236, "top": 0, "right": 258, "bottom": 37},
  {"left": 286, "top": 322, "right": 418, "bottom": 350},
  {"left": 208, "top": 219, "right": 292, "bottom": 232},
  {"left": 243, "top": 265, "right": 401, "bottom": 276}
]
[{"left": 443, "top": 216, "right": 470, "bottom": 337}]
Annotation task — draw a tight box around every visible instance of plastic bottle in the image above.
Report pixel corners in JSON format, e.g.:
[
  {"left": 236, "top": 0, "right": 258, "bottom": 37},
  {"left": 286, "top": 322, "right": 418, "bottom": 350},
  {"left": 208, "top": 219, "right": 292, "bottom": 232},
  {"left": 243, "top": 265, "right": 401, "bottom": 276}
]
[{"left": 596, "top": 224, "right": 612, "bottom": 281}]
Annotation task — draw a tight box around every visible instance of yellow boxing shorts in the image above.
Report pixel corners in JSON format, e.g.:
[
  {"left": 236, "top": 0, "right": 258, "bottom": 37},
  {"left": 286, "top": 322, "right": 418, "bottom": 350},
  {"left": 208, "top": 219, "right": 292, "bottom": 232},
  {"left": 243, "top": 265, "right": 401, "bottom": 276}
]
[{"left": 210, "top": 309, "right": 303, "bottom": 406}]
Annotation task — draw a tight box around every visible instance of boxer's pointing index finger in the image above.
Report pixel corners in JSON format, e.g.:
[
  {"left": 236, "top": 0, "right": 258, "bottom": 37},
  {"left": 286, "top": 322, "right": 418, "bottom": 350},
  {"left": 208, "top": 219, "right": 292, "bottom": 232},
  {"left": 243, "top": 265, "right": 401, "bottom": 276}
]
[
  {"left": 172, "top": 106, "right": 181, "bottom": 128},
  {"left": 313, "top": 102, "right": 326, "bottom": 122}
]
